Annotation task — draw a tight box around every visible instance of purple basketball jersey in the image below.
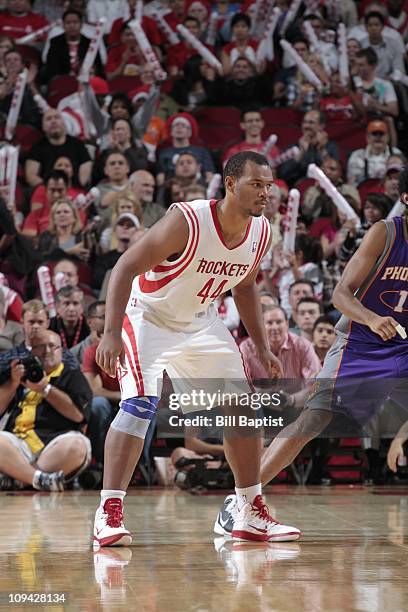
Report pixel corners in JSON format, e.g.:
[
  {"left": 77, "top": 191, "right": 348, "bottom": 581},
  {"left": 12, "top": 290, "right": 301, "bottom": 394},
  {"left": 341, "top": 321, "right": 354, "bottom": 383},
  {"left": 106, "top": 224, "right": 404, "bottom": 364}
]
[{"left": 338, "top": 217, "right": 408, "bottom": 345}]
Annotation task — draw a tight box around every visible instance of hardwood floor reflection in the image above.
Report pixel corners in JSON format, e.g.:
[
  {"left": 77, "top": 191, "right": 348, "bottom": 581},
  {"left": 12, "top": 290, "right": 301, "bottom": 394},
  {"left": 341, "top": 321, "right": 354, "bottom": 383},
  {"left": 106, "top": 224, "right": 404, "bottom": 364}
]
[{"left": 0, "top": 486, "right": 407, "bottom": 611}]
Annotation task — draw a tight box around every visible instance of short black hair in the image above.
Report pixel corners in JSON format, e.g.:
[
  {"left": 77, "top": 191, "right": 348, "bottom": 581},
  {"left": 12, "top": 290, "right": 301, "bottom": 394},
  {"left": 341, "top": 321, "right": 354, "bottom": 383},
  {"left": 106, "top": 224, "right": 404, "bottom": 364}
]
[
  {"left": 356, "top": 47, "right": 378, "bottom": 66},
  {"left": 231, "top": 12, "right": 251, "bottom": 29},
  {"left": 62, "top": 9, "right": 83, "bottom": 22},
  {"left": 87, "top": 300, "right": 105, "bottom": 318},
  {"left": 223, "top": 151, "right": 270, "bottom": 183},
  {"left": 108, "top": 93, "right": 133, "bottom": 118},
  {"left": 183, "top": 16, "right": 200, "bottom": 28},
  {"left": 296, "top": 297, "right": 323, "bottom": 313},
  {"left": 313, "top": 315, "right": 335, "bottom": 332},
  {"left": 288, "top": 279, "right": 315, "bottom": 295},
  {"left": 364, "top": 11, "right": 385, "bottom": 25},
  {"left": 240, "top": 106, "right": 262, "bottom": 120},
  {"left": 45, "top": 169, "right": 69, "bottom": 186},
  {"left": 398, "top": 167, "right": 408, "bottom": 199}
]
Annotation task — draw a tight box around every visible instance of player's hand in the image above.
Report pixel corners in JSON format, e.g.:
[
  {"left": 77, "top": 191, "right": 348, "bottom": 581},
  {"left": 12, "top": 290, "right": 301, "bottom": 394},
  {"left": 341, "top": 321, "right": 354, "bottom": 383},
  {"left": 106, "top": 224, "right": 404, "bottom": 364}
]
[
  {"left": 367, "top": 314, "right": 399, "bottom": 341},
  {"left": 387, "top": 439, "right": 404, "bottom": 473},
  {"left": 257, "top": 348, "right": 283, "bottom": 379},
  {"left": 96, "top": 332, "right": 126, "bottom": 378}
]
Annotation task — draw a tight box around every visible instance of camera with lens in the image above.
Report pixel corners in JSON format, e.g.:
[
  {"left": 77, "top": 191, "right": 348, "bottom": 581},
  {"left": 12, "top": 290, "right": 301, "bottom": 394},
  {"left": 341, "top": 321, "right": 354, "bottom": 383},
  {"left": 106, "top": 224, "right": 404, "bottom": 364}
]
[
  {"left": 19, "top": 356, "right": 44, "bottom": 383},
  {"left": 174, "top": 456, "right": 234, "bottom": 491}
]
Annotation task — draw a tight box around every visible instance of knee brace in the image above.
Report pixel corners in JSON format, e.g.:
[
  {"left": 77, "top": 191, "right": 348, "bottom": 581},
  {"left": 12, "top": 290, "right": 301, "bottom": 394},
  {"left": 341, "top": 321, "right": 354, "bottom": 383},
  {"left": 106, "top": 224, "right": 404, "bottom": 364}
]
[{"left": 111, "top": 396, "right": 158, "bottom": 439}]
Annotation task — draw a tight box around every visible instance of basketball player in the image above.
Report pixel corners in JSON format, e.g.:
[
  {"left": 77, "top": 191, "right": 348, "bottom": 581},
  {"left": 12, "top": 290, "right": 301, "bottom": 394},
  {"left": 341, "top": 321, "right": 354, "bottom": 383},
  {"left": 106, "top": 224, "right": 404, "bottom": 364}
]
[
  {"left": 215, "top": 167, "right": 408, "bottom": 536},
  {"left": 93, "top": 151, "right": 301, "bottom": 547}
]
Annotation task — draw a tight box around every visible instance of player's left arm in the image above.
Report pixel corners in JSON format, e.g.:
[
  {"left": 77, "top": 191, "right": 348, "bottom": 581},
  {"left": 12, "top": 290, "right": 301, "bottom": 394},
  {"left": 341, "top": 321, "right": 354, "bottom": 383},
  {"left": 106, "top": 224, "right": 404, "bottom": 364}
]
[{"left": 232, "top": 238, "right": 283, "bottom": 378}]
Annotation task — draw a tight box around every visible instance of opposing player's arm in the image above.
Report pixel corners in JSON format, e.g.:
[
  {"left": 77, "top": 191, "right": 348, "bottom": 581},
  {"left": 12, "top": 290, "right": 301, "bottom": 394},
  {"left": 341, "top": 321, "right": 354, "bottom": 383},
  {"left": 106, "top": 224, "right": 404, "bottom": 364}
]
[
  {"left": 333, "top": 222, "right": 399, "bottom": 341},
  {"left": 97, "top": 209, "right": 189, "bottom": 376},
  {"left": 232, "top": 238, "right": 283, "bottom": 378}
]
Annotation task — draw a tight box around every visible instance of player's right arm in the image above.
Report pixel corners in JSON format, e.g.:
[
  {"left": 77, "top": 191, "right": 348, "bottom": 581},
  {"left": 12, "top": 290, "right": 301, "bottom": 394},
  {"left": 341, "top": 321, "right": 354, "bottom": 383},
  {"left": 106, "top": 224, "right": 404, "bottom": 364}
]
[
  {"left": 333, "top": 222, "right": 400, "bottom": 341},
  {"left": 97, "top": 209, "right": 189, "bottom": 376}
]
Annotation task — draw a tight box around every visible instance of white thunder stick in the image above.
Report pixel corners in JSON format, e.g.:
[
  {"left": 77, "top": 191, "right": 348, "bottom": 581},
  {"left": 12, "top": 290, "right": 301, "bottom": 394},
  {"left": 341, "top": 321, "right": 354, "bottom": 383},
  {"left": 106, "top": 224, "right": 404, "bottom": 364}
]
[
  {"left": 261, "top": 134, "right": 278, "bottom": 159},
  {"left": 256, "top": 7, "right": 281, "bottom": 62},
  {"left": 153, "top": 11, "right": 180, "bottom": 45},
  {"left": 5, "top": 145, "right": 19, "bottom": 210},
  {"left": 16, "top": 20, "right": 61, "bottom": 44},
  {"left": 337, "top": 23, "right": 349, "bottom": 87},
  {"left": 78, "top": 17, "right": 106, "bottom": 81},
  {"left": 206, "top": 12, "right": 218, "bottom": 46},
  {"left": 280, "top": 0, "right": 303, "bottom": 35},
  {"left": 303, "top": 20, "right": 330, "bottom": 74},
  {"left": 37, "top": 266, "right": 56, "bottom": 318},
  {"left": 54, "top": 272, "right": 66, "bottom": 291},
  {"left": 250, "top": 0, "right": 263, "bottom": 36},
  {"left": 206, "top": 173, "right": 222, "bottom": 199},
  {"left": 5, "top": 69, "right": 27, "bottom": 141},
  {"left": 135, "top": 0, "right": 143, "bottom": 22},
  {"left": 270, "top": 146, "right": 300, "bottom": 167},
  {"left": 283, "top": 189, "right": 300, "bottom": 253},
  {"left": 307, "top": 164, "right": 360, "bottom": 224},
  {"left": 0, "top": 148, "right": 6, "bottom": 184},
  {"left": 75, "top": 187, "right": 100, "bottom": 210},
  {"left": 280, "top": 40, "right": 323, "bottom": 91},
  {"left": 129, "top": 19, "right": 167, "bottom": 81},
  {"left": 177, "top": 24, "right": 223, "bottom": 74}
]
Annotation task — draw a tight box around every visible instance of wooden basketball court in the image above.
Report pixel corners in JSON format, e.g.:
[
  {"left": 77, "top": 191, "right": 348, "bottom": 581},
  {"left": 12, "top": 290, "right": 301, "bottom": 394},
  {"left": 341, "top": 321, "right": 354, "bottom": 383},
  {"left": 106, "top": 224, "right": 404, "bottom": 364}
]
[{"left": 0, "top": 486, "right": 407, "bottom": 611}]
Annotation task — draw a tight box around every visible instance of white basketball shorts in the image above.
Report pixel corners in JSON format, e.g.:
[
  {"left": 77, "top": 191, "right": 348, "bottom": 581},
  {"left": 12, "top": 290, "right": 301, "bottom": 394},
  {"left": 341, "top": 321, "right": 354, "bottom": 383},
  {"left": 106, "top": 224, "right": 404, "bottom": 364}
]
[{"left": 119, "top": 309, "right": 252, "bottom": 413}]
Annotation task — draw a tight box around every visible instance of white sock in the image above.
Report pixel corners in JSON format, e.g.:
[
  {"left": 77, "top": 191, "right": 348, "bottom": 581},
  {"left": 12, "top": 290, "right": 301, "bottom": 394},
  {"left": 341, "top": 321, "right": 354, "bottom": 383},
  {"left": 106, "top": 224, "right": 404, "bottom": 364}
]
[
  {"left": 101, "top": 489, "right": 126, "bottom": 506},
  {"left": 235, "top": 483, "right": 262, "bottom": 510}
]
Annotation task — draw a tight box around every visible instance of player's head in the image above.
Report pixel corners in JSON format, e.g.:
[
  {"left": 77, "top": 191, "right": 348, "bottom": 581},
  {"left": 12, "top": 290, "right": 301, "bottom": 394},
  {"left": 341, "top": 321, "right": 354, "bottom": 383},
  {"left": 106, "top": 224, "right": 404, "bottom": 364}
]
[
  {"left": 223, "top": 151, "right": 273, "bottom": 217},
  {"left": 398, "top": 167, "right": 408, "bottom": 213}
]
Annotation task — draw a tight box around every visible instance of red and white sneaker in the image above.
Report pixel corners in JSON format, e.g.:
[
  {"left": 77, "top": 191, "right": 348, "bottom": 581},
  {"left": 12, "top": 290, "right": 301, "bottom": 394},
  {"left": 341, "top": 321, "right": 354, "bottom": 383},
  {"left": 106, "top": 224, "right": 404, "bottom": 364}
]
[
  {"left": 93, "top": 498, "right": 132, "bottom": 548},
  {"left": 231, "top": 495, "right": 301, "bottom": 542}
]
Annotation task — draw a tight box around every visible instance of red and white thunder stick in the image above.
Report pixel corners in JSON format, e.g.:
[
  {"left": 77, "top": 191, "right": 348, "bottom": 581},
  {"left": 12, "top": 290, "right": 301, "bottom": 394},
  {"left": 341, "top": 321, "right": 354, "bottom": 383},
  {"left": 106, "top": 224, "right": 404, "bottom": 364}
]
[
  {"left": 280, "top": 40, "right": 323, "bottom": 91},
  {"left": 206, "top": 173, "right": 222, "bottom": 199},
  {"left": 16, "top": 20, "right": 61, "bottom": 44},
  {"left": 270, "top": 146, "right": 300, "bottom": 167},
  {"left": 37, "top": 266, "right": 56, "bottom": 318},
  {"left": 5, "top": 145, "right": 18, "bottom": 210},
  {"left": 256, "top": 7, "right": 281, "bottom": 62},
  {"left": 152, "top": 10, "right": 180, "bottom": 45},
  {"left": 261, "top": 134, "right": 278, "bottom": 160},
  {"left": 129, "top": 19, "right": 167, "bottom": 81},
  {"left": 176, "top": 24, "right": 223, "bottom": 74},
  {"left": 337, "top": 23, "right": 349, "bottom": 87},
  {"left": 75, "top": 187, "right": 100, "bottom": 210},
  {"left": 54, "top": 272, "right": 67, "bottom": 292},
  {"left": 79, "top": 18, "right": 106, "bottom": 81},
  {"left": 280, "top": 0, "right": 303, "bottom": 35},
  {"left": 303, "top": 20, "right": 330, "bottom": 74},
  {"left": 283, "top": 188, "right": 300, "bottom": 253},
  {"left": 307, "top": 164, "right": 360, "bottom": 224},
  {"left": 5, "top": 69, "right": 27, "bottom": 141}
]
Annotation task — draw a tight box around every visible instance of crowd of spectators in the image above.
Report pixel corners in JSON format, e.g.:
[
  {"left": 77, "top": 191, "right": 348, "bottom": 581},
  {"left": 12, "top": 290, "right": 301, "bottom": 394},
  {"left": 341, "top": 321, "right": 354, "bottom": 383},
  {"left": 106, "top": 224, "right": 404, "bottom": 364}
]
[{"left": 1, "top": 0, "right": 408, "bottom": 490}]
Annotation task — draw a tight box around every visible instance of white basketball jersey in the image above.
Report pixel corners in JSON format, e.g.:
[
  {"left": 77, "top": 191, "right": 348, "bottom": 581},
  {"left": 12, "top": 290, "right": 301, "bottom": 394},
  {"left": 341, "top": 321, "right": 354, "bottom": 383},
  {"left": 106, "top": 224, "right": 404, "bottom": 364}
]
[{"left": 127, "top": 199, "right": 271, "bottom": 332}]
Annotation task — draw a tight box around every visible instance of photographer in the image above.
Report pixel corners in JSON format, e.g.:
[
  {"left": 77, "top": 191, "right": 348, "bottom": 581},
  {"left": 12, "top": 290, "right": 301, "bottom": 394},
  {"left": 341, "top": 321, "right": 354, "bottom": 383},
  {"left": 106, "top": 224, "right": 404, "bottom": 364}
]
[{"left": 0, "top": 330, "right": 92, "bottom": 491}]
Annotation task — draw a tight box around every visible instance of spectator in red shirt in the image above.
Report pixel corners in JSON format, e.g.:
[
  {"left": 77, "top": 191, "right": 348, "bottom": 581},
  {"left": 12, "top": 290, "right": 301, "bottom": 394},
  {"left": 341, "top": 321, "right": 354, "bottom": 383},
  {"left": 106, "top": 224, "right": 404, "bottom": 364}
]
[
  {"left": 168, "top": 16, "right": 210, "bottom": 76},
  {"left": 109, "top": 0, "right": 161, "bottom": 48},
  {"left": 106, "top": 21, "right": 145, "bottom": 80},
  {"left": 22, "top": 170, "right": 69, "bottom": 239},
  {"left": 221, "top": 12, "right": 262, "bottom": 75},
  {"left": 0, "top": 0, "right": 48, "bottom": 41},
  {"left": 319, "top": 71, "right": 364, "bottom": 122},
  {"left": 223, "top": 107, "right": 280, "bottom": 164}
]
